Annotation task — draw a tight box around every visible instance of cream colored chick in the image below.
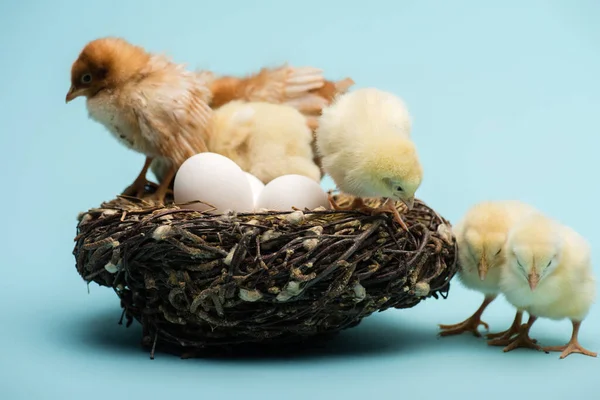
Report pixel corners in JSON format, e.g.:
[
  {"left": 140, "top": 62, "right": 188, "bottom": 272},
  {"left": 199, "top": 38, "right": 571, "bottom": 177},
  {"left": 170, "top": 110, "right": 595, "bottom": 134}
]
[
  {"left": 152, "top": 100, "right": 321, "bottom": 184},
  {"left": 439, "top": 200, "right": 540, "bottom": 339},
  {"left": 66, "top": 37, "right": 212, "bottom": 203},
  {"left": 315, "top": 87, "right": 422, "bottom": 230},
  {"left": 498, "top": 213, "right": 596, "bottom": 359},
  {"left": 209, "top": 100, "right": 321, "bottom": 183}
]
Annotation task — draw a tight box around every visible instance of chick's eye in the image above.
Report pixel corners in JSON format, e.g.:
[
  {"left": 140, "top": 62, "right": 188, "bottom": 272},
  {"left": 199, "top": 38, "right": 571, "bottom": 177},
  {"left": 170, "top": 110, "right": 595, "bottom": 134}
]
[
  {"left": 81, "top": 73, "right": 92, "bottom": 84},
  {"left": 495, "top": 249, "right": 502, "bottom": 256},
  {"left": 396, "top": 186, "right": 403, "bottom": 192}
]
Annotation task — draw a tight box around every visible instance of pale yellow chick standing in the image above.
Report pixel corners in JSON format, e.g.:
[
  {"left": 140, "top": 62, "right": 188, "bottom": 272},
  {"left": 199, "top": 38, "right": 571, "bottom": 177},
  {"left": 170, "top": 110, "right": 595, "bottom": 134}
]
[
  {"left": 498, "top": 213, "right": 596, "bottom": 359},
  {"left": 315, "top": 87, "right": 423, "bottom": 230},
  {"left": 439, "top": 200, "right": 540, "bottom": 340},
  {"left": 65, "top": 37, "right": 212, "bottom": 203}
]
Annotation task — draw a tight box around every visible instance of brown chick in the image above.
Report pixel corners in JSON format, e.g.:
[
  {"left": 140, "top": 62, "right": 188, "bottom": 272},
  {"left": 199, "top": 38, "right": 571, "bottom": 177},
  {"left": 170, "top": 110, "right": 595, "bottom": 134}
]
[
  {"left": 207, "top": 64, "right": 354, "bottom": 171},
  {"left": 65, "top": 37, "right": 212, "bottom": 203}
]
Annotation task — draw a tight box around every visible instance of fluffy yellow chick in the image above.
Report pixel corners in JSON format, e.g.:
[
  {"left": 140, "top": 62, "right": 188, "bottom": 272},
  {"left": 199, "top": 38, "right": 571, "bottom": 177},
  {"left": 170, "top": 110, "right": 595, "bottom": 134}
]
[
  {"left": 66, "top": 37, "right": 212, "bottom": 203},
  {"left": 439, "top": 200, "right": 540, "bottom": 339},
  {"left": 315, "top": 87, "right": 422, "bottom": 230},
  {"left": 208, "top": 100, "right": 321, "bottom": 183},
  {"left": 498, "top": 213, "right": 596, "bottom": 359},
  {"left": 151, "top": 100, "right": 321, "bottom": 185}
]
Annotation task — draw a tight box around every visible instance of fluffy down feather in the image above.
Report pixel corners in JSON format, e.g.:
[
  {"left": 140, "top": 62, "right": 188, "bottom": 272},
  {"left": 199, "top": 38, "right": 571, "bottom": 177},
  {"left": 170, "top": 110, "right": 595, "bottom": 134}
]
[
  {"left": 208, "top": 100, "right": 321, "bottom": 184},
  {"left": 315, "top": 87, "right": 421, "bottom": 208},
  {"left": 438, "top": 200, "right": 540, "bottom": 339},
  {"left": 497, "top": 213, "right": 597, "bottom": 359}
]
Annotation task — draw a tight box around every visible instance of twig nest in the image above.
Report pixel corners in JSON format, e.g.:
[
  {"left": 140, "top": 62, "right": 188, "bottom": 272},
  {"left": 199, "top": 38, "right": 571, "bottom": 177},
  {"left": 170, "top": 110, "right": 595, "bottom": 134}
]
[{"left": 73, "top": 191, "right": 458, "bottom": 358}]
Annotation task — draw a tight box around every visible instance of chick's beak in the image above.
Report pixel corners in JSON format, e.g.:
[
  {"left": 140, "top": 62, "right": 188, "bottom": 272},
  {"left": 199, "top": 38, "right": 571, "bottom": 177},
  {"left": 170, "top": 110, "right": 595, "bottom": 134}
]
[
  {"left": 528, "top": 273, "right": 540, "bottom": 291},
  {"left": 400, "top": 196, "right": 414, "bottom": 211},
  {"left": 478, "top": 257, "right": 488, "bottom": 281},
  {"left": 65, "top": 85, "right": 85, "bottom": 103}
]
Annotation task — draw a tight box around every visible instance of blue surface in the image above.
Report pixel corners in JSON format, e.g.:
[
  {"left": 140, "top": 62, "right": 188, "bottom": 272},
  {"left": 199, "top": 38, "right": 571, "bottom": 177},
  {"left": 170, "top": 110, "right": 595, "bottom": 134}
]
[{"left": 1, "top": 0, "right": 599, "bottom": 398}]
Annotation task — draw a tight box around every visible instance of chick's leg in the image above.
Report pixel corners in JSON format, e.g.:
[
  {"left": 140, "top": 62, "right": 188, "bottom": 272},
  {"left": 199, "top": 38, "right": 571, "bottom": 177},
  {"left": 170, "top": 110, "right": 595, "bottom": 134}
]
[
  {"left": 542, "top": 320, "right": 597, "bottom": 359},
  {"left": 122, "top": 157, "right": 153, "bottom": 198},
  {"left": 487, "top": 310, "right": 525, "bottom": 346},
  {"left": 438, "top": 295, "right": 496, "bottom": 337},
  {"left": 502, "top": 315, "right": 547, "bottom": 354},
  {"left": 150, "top": 165, "right": 176, "bottom": 205}
]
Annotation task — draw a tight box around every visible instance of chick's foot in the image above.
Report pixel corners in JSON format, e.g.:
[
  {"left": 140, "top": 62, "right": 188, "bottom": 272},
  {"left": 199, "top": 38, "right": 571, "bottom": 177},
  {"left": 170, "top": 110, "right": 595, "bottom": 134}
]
[
  {"left": 122, "top": 156, "right": 153, "bottom": 198},
  {"left": 149, "top": 165, "right": 176, "bottom": 205},
  {"left": 438, "top": 317, "right": 489, "bottom": 337},
  {"left": 487, "top": 311, "right": 525, "bottom": 346},
  {"left": 544, "top": 342, "right": 597, "bottom": 359},
  {"left": 328, "top": 194, "right": 366, "bottom": 211},
  {"left": 502, "top": 316, "right": 547, "bottom": 354},
  {"left": 439, "top": 295, "right": 495, "bottom": 338},
  {"left": 370, "top": 199, "right": 410, "bottom": 231},
  {"left": 543, "top": 321, "right": 597, "bottom": 359}
]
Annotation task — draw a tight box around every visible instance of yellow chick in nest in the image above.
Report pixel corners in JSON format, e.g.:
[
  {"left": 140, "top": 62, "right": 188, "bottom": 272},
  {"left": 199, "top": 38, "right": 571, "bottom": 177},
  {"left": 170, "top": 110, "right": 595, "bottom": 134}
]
[
  {"left": 208, "top": 100, "right": 321, "bottom": 184},
  {"left": 206, "top": 65, "right": 354, "bottom": 172},
  {"left": 497, "top": 213, "right": 597, "bottom": 359},
  {"left": 315, "top": 87, "right": 422, "bottom": 230},
  {"left": 439, "top": 200, "right": 539, "bottom": 340},
  {"left": 66, "top": 37, "right": 212, "bottom": 203},
  {"left": 151, "top": 100, "right": 321, "bottom": 185}
]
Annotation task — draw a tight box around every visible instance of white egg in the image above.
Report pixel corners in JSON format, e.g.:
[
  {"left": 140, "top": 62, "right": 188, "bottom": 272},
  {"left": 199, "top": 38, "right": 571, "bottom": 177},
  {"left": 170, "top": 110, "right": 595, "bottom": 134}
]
[
  {"left": 244, "top": 172, "right": 265, "bottom": 206},
  {"left": 174, "top": 152, "right": 254, "bottom": 214},
  {"left": 256, "top": 174, "right": 331, "bottom": 211}
]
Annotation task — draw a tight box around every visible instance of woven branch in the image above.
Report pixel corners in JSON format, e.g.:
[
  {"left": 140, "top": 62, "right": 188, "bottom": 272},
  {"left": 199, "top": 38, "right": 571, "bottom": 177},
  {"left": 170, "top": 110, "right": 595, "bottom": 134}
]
[{"left": 73, "top": 192, "right": 458, "bottom": 358}]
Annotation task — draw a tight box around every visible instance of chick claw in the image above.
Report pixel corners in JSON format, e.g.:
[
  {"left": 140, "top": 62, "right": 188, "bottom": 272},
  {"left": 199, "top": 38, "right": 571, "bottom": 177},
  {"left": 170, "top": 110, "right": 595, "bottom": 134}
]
[
  {"left": 502, "top": 324, "right": 547, "bottom": 354},
  {"left": 327, "top": 194, "right": 364, "bottom": 211},
  {"left": 371, "top": 199, "right": 410, "bottom": 232},
  {"left": 122, "top": 178, "right": 150, "bottom": 198},
  {"left": 487, "top": 311, "right": 526, "bottom": 346},
  {"left": 328, "top": 195, "right": 410, "bottom": 231},
  {"left": 543, "top": 343, "right": 597, "bottom": 359},
  {"left": 438, "top": 316, "right": 490, "bottom": 338},
  {"left": 542, "top": 321, "right": 597, "bottom": 359}
]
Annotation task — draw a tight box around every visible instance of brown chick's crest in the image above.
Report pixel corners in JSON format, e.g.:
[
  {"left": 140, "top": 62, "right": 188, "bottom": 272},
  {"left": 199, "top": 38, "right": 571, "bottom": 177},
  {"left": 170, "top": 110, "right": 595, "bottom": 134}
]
[
  {"left": 499, "top": 213, "right": 597, "bottom": 359},
  {"left": 439, "top": 200, "right": 540, "bottom": 340},
  {"left": 66, "top": 37, "right": 213, "bottom": 203},
  {"left": 315, "top": 87, "right": 422, "bottom": 231}
]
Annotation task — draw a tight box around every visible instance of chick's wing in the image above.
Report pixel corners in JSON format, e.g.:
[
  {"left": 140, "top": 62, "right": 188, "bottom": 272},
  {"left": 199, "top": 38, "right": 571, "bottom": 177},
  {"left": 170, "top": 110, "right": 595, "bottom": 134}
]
[{"left": 131, "top": 67, "right": 213, "bottom": 165}]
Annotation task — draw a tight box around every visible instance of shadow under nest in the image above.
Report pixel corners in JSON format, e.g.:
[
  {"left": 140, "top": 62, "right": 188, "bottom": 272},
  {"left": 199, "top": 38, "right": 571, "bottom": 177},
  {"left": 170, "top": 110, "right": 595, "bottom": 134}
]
[{"left": 73, "top": 188, "right": 458, "bottom": 359}]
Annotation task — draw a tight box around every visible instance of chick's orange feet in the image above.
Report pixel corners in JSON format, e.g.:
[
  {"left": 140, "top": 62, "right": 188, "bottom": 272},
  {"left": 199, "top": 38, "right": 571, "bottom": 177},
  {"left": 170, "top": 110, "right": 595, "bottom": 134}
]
[
  {"left": 328, "top": 195, "right": 409, "bottom": 231},
  {"left": 487, "top": 311, "right": 524, "bottom": 346},
  {"left": 438, "top": 316, "right": 489, "bottom": 337},
  {"left": 502, "top": 315, "right": 547, "bottom": 354},
  {"left": 542, "top": 320, "right": 597, "bottom": 359},
  {"left": 371, "top": 198, "right": 410, "bottom": 231},
  {"left": 328, "top": 194, "right": 366, "bottom": 212},
  {"left": 439, "top": 295, "right": 495, "bottom": 337}
]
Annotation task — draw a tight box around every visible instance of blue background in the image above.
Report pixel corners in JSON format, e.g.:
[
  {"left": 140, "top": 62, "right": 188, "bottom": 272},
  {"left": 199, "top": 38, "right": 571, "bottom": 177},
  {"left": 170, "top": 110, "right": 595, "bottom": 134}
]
[{"left": 1, "top": 0, "right": 599, "bottom": 398}]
